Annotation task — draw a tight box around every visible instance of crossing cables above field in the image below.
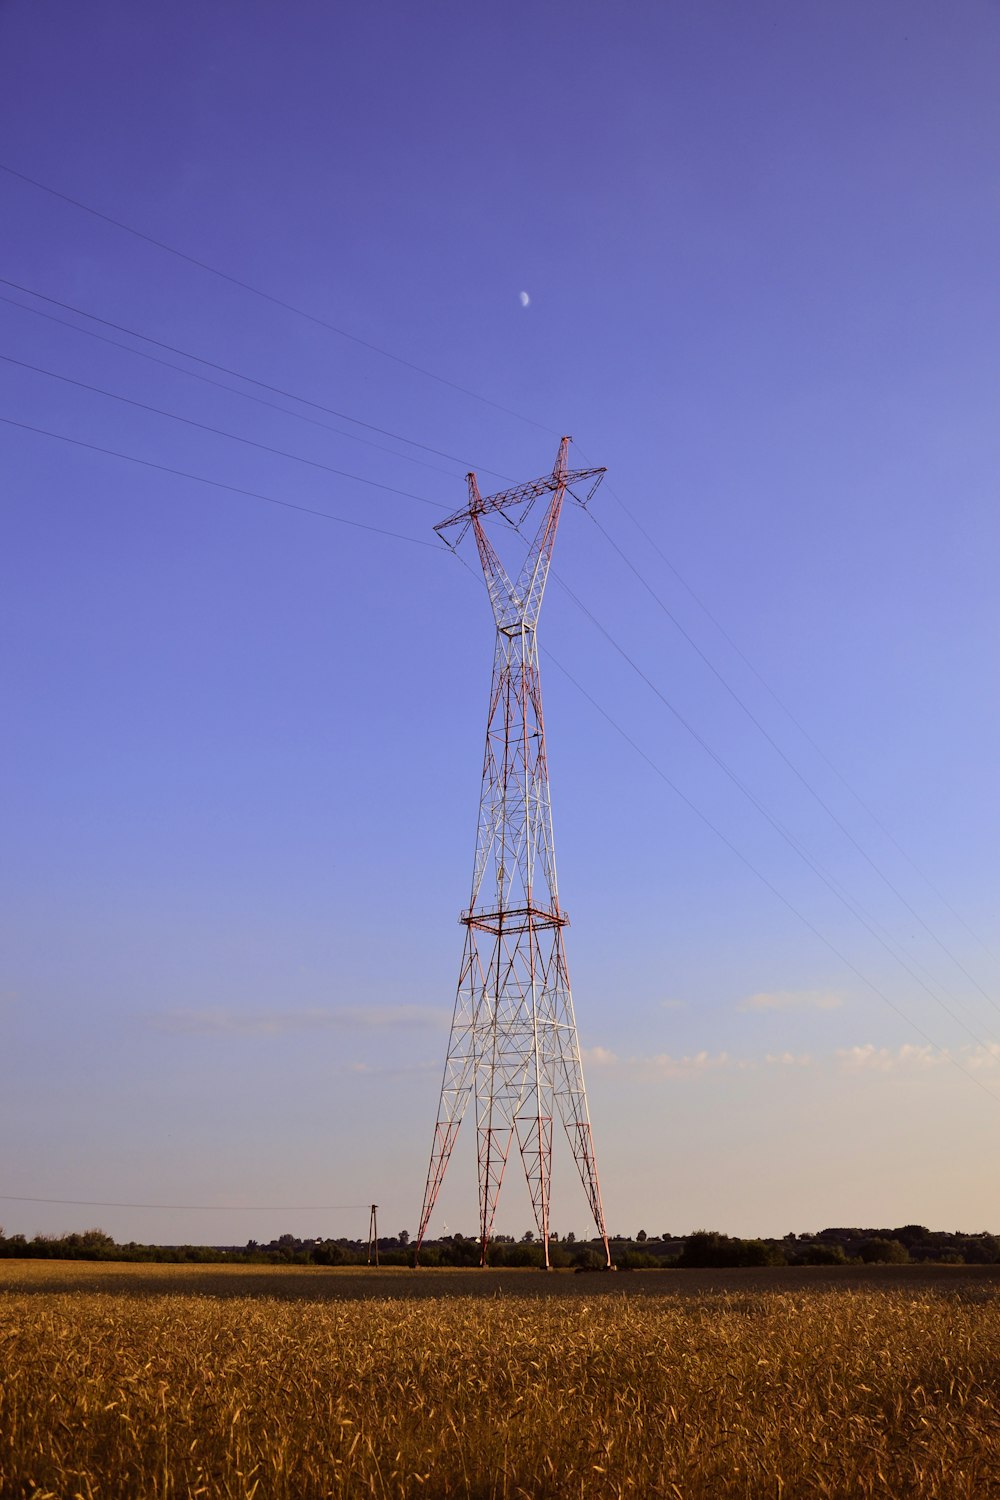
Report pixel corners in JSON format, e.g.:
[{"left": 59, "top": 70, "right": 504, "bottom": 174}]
[
  {"left": 582, "top": 506, "right": 1000, "bottom": 1021},
  {"left": 0, "top": 1193, "right": 370, "bottom": 1212},
  {"left": 5, "top": 160, "right": 996, "bottom": 1090},
  {"left": 565, "top": 446, "right": 1000, "bottom": 1032},
  {"left": 446, "top": 546, "right": 1000, "bottom": 1110},
  {"left": 0, "top": 276, "right": 510, "bottom": 481},
  {"left": 0, "top": 160, "right": 554, "bottom": 435},
  {"left": 8, "top": 406, "right": 1000, "bottom": 1110},
  {"left": 0, "top": 351, "right": 449, "bottom": 512},
  {"left": 587, "top": 458, "right": 1000, "bottom": 975},
  {"left": 0, "top": 415, "right": 439, "bottom": 549}
]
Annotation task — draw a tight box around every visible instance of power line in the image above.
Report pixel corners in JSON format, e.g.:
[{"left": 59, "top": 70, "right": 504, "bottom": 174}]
[
  {"left": 0, "top": 1193, "right": 368, "bottom": 1211},
  {"left": 3, "top": 160, "right": 991, "bottom": 1126},
  {"left": 12, "top": 300, "right": 977, "bottom": 1028},
  {"left": 0, "top": 160, "right": 554, "bottom": 434},
  {"left": 0, "top": 289, "right": 465, "bottom": 482},
  {"left": 20, "top": 323, "right": 975, "bottom": 1039},
  {"left": 12, "top": 393, "right": 990, "bottom": 1053},
  {"left": 585, "top": 507, "right": 1000, "bottom": 1023},
  {"left": 0, "top": 275, "right": 509, "bottom": 479},
  {"left": 6, "top": 163, "right": 989, "bottom": 998},
  {"left": 567, "top": 447, "right": 999, "bottom": 1026},
  {"left": 8, "top": 416, "right": 996, "bottom": 1113},
  {"left": 1, "top": 414, "right": 440, "bottom": 549},
  {"left": 582, "top": 450, "right": 1000, "bottom": 974},
  {"left": 449, "top": 498, "right": 995, "bottom": 1060},
  {"left": 550, "top": 568, "right": 997, "bottom": 1053},
  {"left": 449, "top": 544, "right": 997, "bottom": 1094},
  {"left": 0, "top": 351, "right": 448, "bottom": 511},
  {"left": 543, "top": 646, "right": 1000, "bottom": 1109}
]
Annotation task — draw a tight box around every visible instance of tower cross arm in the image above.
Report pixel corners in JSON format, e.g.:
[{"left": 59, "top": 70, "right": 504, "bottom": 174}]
[{"left": 434, "top": 463, "right": 606, "bottom": 540}]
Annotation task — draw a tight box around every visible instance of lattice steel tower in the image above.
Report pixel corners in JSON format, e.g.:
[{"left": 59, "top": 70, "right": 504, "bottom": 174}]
[{"left": 416, "top": 438, "right": 611, "bottom": 1269}]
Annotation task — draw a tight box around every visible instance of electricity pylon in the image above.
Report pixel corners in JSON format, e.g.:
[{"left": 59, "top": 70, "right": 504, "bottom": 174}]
[{"left": 415, "top": 438, "right": 611, "bottom": 1269}]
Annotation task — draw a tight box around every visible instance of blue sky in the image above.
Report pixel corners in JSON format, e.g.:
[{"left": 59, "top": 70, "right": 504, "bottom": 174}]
[{"left": 2, "top": 0, "right": 1000, "bottom": 1245}]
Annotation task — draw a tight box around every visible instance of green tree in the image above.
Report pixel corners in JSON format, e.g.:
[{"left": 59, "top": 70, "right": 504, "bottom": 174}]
[
  {"left": 859, "top": 1236, "right": 909, "bottom": 1264},
  {"left": 678, "top": 1230, "right": 783, "bottom": 1269},
  {"left": 795, "top": 1242, "right": 848, "bottom": 1266},
  {"left": 960, "top": 1234, "right": 1000, "bottom": 1264}
]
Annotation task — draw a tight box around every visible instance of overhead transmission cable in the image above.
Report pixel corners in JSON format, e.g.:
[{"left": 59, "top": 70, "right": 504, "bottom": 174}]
[
  {"left": 567, "top": 446, "right": 1000, "bottom": 1024},
  {"left": 573, "top": 445, "right": 1000, "bottom": 974},
  {"left": 545, "top": 648, "right": 1000, "bottom": 1108},
  {"left": 0, "top": 275, "right": 511, "bottom": 480},
  {"left": 15, "top": 274, "right": 984, "bottom": 1014},
  {"left": 1, "top": 415, "right": 437, "bottom": 549},
  {"left": 549, "top": 566, "right": 998, "bottom": 1054},
  {"left": 445, "top": 548, "right": 1000, "bottom": 1108},
  {"left": 582, "top": 506, "right": 1000, "bottom": 1023},
  {"left": 25, "top": 345, "right": 977, "bottom": 1051},
  {"left": 20, "top": 164, "right": 981, "bottom": 991},
  {"left": 9, "top": 352, "right": 990, "bottom": 1047},
  {"left": 0, "top": 288, "right": 464, "bottom": 482},
  {"left": 5, "top": 162, "right": 993, "bottom": 1041},
  {"left": 0, "top": 352, "right": 449, "bottom": 512},
  {"left": 10, "top": 286, "right": 986, "bottom": 1009},
  {"left": 7, "top": 162, "right": 986, "bottom": 983},
  {"left": 8, "top": 415, "right": 997, "bottom": 1108},
  {"left": 0, "top": 1193, "right": 369, "bottom": 1212},
  {"left": 0, "top": 160, "right": 552, "bottom": 434}
]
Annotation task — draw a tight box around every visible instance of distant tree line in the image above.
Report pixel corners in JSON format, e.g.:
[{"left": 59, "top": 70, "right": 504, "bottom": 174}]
[
  {"left": 1, "top": 1223, "right": 998, "bottom": 1268},
  {"left": 613, "top": 1225, "right": 1000, "bottom": 1269}
]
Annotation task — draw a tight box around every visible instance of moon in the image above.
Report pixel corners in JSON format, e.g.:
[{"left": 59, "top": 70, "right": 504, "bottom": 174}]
[{"left": 519, "top": 291, "right": 530, "bottom": 308}]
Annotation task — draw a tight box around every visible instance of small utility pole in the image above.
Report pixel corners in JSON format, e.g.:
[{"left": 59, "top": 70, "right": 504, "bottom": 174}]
[{"left": 367, "top": 1203, "right": 379, "bottom": 1267}]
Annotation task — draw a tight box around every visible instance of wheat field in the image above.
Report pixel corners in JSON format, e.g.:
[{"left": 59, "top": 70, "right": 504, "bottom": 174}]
[{"left": 2, "top": 1263, "right": 1000, "bottom": 1497}]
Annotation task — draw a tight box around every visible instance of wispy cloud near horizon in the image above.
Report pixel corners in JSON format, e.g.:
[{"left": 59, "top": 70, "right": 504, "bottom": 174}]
[
  {"left": 582, "top": 1045, "right": 812, "bottom": 1078},
  {"left": 738, "top": 989, "right": 844, "bottom": 1013},
  {"left": 151, "top": 1004, "right": 449, "bottom": 1037},
  {"left": 585, "top": 1039, "right": 1000, "bottom": 1082},
  {"left": 837, "top": 1041, "right": 1000, "bottom": 1073},
  {"left": 340, "top": 1058, "right": 440, "bottom": 1077}
]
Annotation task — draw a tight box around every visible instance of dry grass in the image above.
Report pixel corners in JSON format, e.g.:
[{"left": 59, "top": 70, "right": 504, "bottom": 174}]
[{"left": 3, "top": 1264, "right": 1000, "bottom": 1497}]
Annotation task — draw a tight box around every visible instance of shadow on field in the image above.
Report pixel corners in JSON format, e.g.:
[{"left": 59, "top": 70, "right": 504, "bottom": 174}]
[{"left": 4, "top": 1262, "right": 1000, "bottom": 1302}]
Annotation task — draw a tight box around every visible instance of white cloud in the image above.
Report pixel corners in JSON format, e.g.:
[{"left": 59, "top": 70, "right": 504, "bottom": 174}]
[
  {"left": 835, "top": 1041, "right": 1000, "bottom": 1074},
  {"left": 659, "top": 998, "right": 686, "bottom": 1012},
  {"left": 582, "top": 1045, "right": 735, "bottom": 1078},
  {"left": 586, "top": 1038, "right": 1000, "bottom": 1081},
  {"left": 646, "top": 1050, "right": 738, "bottom": 1078},
  {"left": 341, "top": 1059, "right": 439, "bottom": 1077},
  {"left": 519, "top": 290, "right": 530, "bottom": 308},
  {"left": 581, "top": 1045, "right": 619, "bottom": 1068},
  {"left": 837, "top": 1043, "right": 935, "bottom": 1073},
  {"left": 739, "top": 989, "right": 844, "bottom": 1013},
  {"left": 966, "top": 1042, "right": 1000, "bottom": 1069},
  {"left": 152, "top": 1005, "right": 449, "bottom": 1037},
  {"left": 582, "top": 1046, "right": 812, "bottom": 1079}
]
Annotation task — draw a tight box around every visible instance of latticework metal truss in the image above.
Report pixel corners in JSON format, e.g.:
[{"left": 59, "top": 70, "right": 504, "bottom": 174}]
[{"left": 415, "top": 438, "right": 611, "bottom": 1269}]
